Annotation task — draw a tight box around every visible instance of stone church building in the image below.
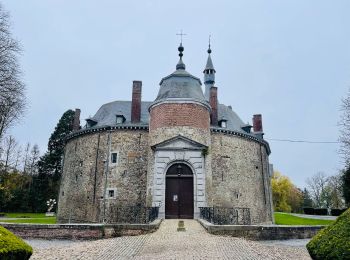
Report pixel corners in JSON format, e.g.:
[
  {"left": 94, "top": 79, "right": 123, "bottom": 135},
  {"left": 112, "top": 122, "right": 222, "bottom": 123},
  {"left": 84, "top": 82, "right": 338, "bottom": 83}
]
[{"left": 57, "top": 43, "right": 273, "bottom": 224}]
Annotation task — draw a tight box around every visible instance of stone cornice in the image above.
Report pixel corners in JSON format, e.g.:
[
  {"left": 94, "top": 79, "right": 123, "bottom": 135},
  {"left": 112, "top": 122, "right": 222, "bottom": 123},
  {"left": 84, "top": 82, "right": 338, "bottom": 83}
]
[
  {"left": 65, "top": 125, "right": 149, "bottom": 142},
  {"left": 210, "top": 127, "right": 271, "bottom": 155}
]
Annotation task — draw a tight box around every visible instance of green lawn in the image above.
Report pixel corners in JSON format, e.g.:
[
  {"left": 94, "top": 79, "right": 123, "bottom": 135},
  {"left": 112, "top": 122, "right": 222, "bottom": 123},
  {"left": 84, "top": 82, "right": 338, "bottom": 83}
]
[
  {"left": 274, "top": 212, "right": 335, "bottom": 225},
  {"left": 0, "top": 217, "right": 56, "bottom": 224},
  {"left": 2, "top": 213, "right": 48, "bottom": 218},
  {"left": 0, "top": 213, "right": 57, "bottom": 224}
]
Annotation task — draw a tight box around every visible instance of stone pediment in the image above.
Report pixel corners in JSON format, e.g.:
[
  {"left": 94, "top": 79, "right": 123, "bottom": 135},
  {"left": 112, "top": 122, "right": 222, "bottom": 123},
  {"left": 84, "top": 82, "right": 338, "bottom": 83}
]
[{"left": 151, "top": 135, "right": 207, "bottom": 151}]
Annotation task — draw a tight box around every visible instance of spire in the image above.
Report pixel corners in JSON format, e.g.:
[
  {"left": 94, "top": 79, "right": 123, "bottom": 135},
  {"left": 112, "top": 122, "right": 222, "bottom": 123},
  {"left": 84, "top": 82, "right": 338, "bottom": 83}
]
[
  {"left": 204, "top": 37, "right": 216, "bottom": 73},
  {"left": 204, "top": 36, "right": 216, "bottom": 100}
]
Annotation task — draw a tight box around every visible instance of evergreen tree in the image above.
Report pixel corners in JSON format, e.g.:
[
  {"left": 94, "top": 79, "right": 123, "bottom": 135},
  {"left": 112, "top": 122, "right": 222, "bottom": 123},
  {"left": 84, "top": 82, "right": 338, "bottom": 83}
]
[
  {"left": 343, "top": 166, "right": 350, "bottom": 207},
  {"left": 302, "top": 188, "right": 313, "bottom": 208},
  {"left": 34, "top": 110, "right": 75, "bottom": 212}
]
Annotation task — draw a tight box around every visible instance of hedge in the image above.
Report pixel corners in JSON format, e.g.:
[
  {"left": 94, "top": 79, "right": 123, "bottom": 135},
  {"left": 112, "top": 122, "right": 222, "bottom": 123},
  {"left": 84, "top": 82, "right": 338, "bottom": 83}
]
[
  {"left": 303, "top": 207, "right": 314, "bottom": 215},
  {"left": 307, "top": 208, "right": 350, "bottom": 259},
  {"left": 331, "top": 208, "right": 348, "bottom": 216},
  {"left": 0, "top": 225, "right": 32, "bottom": 260},
  {"left": 313, "top": 208, "right": 328, "bottom": 215}
]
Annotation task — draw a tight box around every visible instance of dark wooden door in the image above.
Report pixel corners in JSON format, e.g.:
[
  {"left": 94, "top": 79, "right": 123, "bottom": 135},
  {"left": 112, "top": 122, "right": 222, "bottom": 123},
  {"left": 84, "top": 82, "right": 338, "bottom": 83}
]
[{"left": 165, "top": 164, "right": 194, "bottom": 219}]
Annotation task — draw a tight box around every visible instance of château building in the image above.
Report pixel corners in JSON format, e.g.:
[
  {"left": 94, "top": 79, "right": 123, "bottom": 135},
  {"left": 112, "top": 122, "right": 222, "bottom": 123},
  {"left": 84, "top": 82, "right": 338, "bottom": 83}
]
[{"left": 57, "top": 43, "right": 273, "bottom": 224}]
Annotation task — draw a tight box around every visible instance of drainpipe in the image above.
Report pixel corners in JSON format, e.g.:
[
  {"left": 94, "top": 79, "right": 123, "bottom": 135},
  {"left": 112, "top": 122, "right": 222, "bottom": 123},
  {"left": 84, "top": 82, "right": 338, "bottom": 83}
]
[{"left": 102, "top": 129, "right": 112, "bottom": 223}]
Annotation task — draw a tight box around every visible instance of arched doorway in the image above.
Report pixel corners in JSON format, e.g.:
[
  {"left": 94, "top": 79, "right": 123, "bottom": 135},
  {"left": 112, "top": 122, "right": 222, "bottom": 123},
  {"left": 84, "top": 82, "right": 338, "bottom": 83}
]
[{"left": 165, "top": 163, "right": 194, "bottom": 219}]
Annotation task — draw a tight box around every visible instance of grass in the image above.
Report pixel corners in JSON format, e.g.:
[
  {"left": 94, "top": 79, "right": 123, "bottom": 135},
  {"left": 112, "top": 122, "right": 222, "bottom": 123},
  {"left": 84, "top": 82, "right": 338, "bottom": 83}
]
[
  {"left": 274, "top": 212, "right": 335, "bottom": 225},
  {"left": 2, "top": 213, "right": 48, "bottom": 218},
  {"left": 0, "top": 217, "right": 56, "bottom": 224},
  {"left": 0, "top": 212, "right": 57, "bottom": 224}
]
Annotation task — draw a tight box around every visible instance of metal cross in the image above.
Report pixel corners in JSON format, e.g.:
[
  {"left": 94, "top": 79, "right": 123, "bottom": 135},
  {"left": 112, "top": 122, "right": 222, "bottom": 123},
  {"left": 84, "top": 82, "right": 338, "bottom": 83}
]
[
  {"left": 209, "top": 34, "right": 211, "bottom": 48},
  {"left": 176, "top": 30, "right": 187, "bottom": 44}
]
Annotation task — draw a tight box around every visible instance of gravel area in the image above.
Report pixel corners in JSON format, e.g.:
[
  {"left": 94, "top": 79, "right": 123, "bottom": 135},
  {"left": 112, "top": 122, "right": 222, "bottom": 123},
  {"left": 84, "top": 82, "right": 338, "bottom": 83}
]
[{"left": 28, "top": 220, "right": 311, "bottom": 260}]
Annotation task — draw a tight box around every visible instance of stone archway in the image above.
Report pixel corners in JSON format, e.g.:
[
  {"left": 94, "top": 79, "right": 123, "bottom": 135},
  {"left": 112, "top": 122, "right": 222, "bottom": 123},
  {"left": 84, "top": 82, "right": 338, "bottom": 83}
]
[{"left": 165, "top": 163, "right": 194, "bottom": 219}]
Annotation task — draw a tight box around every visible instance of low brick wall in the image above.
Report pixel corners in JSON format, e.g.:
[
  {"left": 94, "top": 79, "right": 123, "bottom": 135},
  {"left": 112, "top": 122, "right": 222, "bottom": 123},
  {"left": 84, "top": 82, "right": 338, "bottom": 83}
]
[
  {"left": 1, "top": 219, "right": 162, "bottom": 240},
  {"left": 198, "top": 219, "right": 324, "bottom": 240}
]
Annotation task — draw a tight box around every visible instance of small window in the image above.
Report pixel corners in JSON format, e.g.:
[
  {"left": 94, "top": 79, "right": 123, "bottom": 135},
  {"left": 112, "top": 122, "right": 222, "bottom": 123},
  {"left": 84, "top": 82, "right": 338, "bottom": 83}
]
[
  {"left": 106, "top": 188, "right": 117, "bottom": 199},
  {"left": 220, "top": 121, "right": 227, "bottom": 128},
  {"left": 116, "top": 115, "right": 125, "bottom": 124},
  {"left": 111, "top": 153, "right": 118, "bottom": 164}
]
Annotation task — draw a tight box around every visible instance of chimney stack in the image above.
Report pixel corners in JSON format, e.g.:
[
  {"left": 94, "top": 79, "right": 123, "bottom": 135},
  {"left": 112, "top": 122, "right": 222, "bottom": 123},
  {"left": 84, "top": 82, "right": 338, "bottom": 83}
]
[
  {"left": 209, "top": 86, "right": 218, "bottom": 126},
  {"left": 73, "top": 108, "right": 81, "bottom": 131},
  {"left": 131, "top": 81, "right": 142, "bottom": 123},
  {"left": 252, "top": 114, "right": 263, "bottom": 133}
]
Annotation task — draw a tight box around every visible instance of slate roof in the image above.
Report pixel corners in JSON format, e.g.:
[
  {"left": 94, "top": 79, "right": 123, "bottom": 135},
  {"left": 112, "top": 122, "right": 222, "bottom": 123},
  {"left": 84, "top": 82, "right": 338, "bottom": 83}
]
[
  {"left": 204, "top": 54, "right": 215, "bottom": 72},
  {"left": 89, "top": 100, "right": 248, "bottom": 134},
  {"left": 90, "top": 101, "right": 152, "bottom": 126},
  {"left": 155, "top": 69, "right": 206, "bottom": 104}
]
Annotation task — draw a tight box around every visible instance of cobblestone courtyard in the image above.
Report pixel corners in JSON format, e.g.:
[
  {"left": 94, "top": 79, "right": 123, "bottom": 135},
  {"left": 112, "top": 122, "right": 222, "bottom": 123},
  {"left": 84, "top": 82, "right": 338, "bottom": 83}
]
[{"left": 29, "top": 220, "right": 311, "bottom": 260}]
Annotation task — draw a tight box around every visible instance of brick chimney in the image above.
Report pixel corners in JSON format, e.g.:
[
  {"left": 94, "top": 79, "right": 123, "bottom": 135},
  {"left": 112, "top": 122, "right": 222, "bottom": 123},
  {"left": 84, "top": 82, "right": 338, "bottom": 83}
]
[
  {"left": 73, "top": 108, "right": 81, "bottom": 131},
  {"left": 209, "top": 86, "right": 218, "bottom": 126},
  {"left": 252, "top": 114, "right": 263, "bottom": 132},
  {"left": 131, "top": 81, "right": 142, "bottom": 123}
]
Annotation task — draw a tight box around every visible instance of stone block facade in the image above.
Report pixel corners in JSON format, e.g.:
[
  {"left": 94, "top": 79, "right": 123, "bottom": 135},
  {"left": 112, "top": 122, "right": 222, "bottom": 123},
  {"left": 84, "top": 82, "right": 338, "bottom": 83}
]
[{"left": 57, "top": 129, "right": 149, "bottom": 223}]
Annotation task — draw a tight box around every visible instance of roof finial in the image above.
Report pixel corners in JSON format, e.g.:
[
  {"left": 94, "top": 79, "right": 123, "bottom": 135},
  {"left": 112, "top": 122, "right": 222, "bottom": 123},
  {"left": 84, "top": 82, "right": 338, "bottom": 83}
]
[
  {"left": 208, "top": 34, "right": 212, "bottom": 54},
  {"left": 176, "top": 30, "right": 186, "bottom": 70}
]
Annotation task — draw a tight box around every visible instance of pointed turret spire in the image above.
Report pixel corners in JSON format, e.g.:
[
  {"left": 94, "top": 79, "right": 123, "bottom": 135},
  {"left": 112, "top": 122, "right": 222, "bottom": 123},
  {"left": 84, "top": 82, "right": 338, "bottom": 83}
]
[{"left": 204, "top": 36, "right": 216, "bottom": 100}]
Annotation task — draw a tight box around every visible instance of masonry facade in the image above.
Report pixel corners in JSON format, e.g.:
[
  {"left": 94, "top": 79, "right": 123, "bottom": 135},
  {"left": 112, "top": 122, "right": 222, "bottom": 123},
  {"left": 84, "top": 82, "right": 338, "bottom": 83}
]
[{"left": 57, "top": 44, "right": 273, "bottom": 224}]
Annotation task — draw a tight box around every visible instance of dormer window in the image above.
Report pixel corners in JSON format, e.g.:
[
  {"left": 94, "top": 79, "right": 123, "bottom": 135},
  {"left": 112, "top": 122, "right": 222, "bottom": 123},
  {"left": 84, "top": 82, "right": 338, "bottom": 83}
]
[
  {"left": 219, "top": 117, "right": 227, "bottom": 128},
  {"left": 86, "top": 118, "right": 97, "bottom": 128},
  {"left": 116, "top": 114, "right": 126, "bottom": 124}
]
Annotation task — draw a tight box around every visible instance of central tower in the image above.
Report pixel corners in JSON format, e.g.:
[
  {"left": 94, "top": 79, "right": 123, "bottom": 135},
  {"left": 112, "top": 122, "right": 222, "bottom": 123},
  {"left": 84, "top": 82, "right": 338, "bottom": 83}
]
[{"left": 147, "top": 43, "right": 212, "bottom": 218}]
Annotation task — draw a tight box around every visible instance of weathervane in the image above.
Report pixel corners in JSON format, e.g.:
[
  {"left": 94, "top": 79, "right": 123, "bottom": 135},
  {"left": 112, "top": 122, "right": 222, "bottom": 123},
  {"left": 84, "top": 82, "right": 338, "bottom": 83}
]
[
  {"left": 208, "top": 34, "right": 212, "bottom": 54},
  {"left": 176, "top": 30, "right": 187, "bottom": 44}
]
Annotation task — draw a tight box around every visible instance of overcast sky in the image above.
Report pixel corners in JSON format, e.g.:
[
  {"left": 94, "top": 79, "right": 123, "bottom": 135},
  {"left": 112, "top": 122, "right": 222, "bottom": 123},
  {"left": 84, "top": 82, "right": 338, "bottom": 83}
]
[{"left": 4, "top": 0, "right": 350, "bottom": 188}]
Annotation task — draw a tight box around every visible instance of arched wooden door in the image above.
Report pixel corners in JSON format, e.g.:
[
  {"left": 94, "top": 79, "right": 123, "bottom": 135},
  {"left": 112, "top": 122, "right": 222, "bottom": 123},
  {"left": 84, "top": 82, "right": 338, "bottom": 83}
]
[{"left": 165, "top": 163, "right": 194, "bottom": 219}]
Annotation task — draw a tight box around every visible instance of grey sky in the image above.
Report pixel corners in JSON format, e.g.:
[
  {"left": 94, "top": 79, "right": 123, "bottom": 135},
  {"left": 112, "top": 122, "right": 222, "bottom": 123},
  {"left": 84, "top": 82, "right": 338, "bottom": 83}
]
[{"left": 4, "top": 0, "right": 350, "bottom": 188}]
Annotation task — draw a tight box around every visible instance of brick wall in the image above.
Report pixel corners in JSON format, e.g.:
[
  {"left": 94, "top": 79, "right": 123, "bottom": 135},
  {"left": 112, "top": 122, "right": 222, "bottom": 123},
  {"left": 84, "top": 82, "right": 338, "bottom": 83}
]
[{"left": 150, "top": 103, "right": 210, "bottom": 131}]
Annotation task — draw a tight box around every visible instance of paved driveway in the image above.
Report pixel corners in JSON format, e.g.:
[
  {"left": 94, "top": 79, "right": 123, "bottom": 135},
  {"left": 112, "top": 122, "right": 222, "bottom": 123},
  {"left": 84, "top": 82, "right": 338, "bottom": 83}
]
[{"left": 29, "top": 220, "right": 311, "bottom": 260}]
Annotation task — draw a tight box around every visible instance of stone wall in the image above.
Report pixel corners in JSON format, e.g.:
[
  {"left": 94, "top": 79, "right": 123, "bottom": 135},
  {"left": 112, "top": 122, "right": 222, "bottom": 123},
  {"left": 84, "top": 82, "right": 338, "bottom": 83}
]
[
  {"left": 210, "top": 132, "right": 273, "bottom": 224},
  {"left": 198, "top": 219, "right": 325, "bottom": 240},
  {"left": 57, "top": 129, "right": 149, "bottom": 223},
  {"left": 1, "top": 220, "right": 161, "bottom": 240}
]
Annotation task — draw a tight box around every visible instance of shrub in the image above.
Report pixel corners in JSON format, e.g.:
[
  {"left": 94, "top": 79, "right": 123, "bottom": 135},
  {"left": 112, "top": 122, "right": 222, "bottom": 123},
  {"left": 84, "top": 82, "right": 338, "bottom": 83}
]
[
  {"left": 303, "top": 207, "right": 314, "bottom": 215},
  {"left": 0, "top": 225, "right": 32, "bottom": 260},
  {"left": 331, "top": 208, "right": 348, "bottom": 216},
  {"left": 307, "top": 208, "right": 350, "bottom": 259},
  {"left": 314, "top": 208, "right": 328, "bottom": 215}
]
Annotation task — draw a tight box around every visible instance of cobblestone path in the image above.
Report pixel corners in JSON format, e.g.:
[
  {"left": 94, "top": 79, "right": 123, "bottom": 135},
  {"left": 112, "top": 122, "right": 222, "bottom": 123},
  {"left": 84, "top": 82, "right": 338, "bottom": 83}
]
[{"left": 29, "top": 220, "right": 311, "bottom": 260}]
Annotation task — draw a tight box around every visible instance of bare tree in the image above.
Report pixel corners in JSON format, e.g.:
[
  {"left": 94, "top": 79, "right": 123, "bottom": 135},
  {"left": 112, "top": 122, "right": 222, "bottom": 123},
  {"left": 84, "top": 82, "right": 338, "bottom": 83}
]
[
  {"left": 0, "top": 135, "right": 17, "bottom": 171},
  {"left": 28, "top": 144, "right": 40, "bottom": 175},
  {"left": 327, "top": 174, "right": 345, "bottom": 208},
  {"left": 306, "top": 172, "right": 329, "bottom": 207},
  {"left": 22, "top": 142, "right": 30, "bottom": 173},
  {"left": 13, "top": 144, "right": 22, "bottom": 171},
  {"left": 0, "top": 4, "right": 26, "bottom": 141}
]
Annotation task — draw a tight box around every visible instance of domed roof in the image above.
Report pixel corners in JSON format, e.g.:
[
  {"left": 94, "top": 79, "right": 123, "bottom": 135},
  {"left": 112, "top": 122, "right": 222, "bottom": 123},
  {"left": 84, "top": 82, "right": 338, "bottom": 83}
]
[{"left": 153, "top": 45, "right": 207, "bottom": 105}]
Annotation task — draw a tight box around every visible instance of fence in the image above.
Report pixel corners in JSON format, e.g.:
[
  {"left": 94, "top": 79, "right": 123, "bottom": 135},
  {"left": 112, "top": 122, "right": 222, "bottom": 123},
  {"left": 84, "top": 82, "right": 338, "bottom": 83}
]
[
  {"left": 106, "top": 206, "right": 159, "bottom": 224},
  {"left": 199, "top": 207, "right": 251, "bottom": 225}
]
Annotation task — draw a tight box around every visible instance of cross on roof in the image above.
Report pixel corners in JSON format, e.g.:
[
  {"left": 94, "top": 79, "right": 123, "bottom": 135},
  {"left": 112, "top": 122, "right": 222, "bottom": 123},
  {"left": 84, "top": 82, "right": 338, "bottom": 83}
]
[{"left": 176, "top": 30, "right": 187, "bottom": 44}]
